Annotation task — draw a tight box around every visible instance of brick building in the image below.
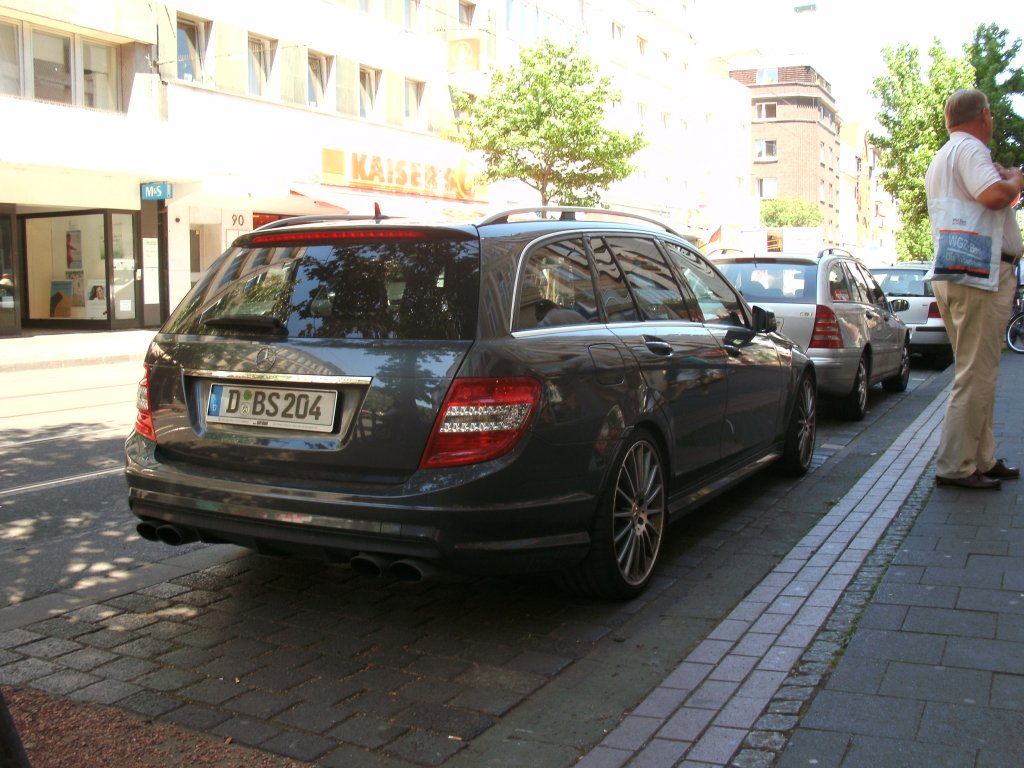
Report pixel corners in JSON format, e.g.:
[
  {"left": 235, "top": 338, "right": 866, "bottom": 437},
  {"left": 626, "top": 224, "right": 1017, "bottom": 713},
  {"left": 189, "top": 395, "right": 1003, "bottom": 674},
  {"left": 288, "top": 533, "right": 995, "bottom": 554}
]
[{"left": 729, "top": 64, "right": 842, "bottom": 246}]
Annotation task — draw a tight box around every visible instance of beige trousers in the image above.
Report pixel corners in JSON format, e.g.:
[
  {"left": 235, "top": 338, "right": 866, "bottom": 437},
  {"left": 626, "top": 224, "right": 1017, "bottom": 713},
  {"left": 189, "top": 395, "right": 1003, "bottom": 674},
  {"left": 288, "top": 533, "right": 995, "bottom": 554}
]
[{"left": 932, "top": 262, "right": 1016, "bottom": 478}]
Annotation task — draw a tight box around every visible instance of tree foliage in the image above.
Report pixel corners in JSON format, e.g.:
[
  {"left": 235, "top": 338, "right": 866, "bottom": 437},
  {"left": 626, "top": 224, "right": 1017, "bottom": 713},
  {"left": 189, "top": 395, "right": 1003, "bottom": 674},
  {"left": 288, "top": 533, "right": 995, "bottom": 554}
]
[
  {"left": 965, "top": 23, "right": 1024, "bottom": 166},
  {"left": 448, "top": 39, "right": 646, "bottom": 206},
  {"left": 869, "top": 43, "right": 974, "bottom": 260},
  {"left": 760, "top": 198, "right": 823, "bottom": 227},
  {"left": 869, "top": 24, "right": 1024, "bottom": 261}
]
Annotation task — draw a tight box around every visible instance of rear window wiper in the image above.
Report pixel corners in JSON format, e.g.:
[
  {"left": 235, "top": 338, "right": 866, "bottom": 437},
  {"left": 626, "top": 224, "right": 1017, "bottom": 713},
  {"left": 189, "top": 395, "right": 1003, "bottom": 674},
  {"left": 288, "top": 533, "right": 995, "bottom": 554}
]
[{"left": 201, "top": 314, "right": 288, "bottom": 336}]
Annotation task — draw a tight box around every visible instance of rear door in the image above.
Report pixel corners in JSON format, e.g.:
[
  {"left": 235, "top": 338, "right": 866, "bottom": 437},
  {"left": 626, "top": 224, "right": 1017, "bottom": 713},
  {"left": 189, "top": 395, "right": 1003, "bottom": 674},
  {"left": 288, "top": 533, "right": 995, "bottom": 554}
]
[
  {"left": 596, "top": 236, "right": 728, "bottom": 481},
  {"left": 664, "top": 242, "right": 786, "bottom": 460},
  {"left": 845, "top": 260, "right": 901, "bottom": 379}
]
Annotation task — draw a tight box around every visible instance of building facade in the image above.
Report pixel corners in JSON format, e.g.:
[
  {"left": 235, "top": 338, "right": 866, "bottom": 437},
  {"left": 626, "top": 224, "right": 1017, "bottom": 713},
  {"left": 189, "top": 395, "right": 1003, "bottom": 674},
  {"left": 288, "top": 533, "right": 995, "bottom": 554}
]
[
  {"left": 0, "top": 0, "right": 755, "bottom": 336},
  {"left": 729, "top": 64, "right": 842, "bottom": 247}
]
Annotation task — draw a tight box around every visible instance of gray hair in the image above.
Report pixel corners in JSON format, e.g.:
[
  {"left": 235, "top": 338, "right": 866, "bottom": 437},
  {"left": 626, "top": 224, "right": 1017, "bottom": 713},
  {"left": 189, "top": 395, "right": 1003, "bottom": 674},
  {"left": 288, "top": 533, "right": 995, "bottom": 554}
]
[{"left": 945, "top": 89, "right": 989, "bottom": 130}]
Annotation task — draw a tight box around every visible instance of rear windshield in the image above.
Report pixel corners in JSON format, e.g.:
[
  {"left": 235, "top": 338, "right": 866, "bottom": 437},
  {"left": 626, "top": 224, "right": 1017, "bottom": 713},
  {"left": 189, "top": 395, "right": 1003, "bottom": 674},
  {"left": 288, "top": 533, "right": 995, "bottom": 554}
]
[
  {"left": 164, "top": 232, "right": 480, "bottom": 340},
  {"left": 716, "top": 261, "right": 817, "bottom": 303},
  {"left": 871, "top": 269, "right": 934, "bottom": 297}
]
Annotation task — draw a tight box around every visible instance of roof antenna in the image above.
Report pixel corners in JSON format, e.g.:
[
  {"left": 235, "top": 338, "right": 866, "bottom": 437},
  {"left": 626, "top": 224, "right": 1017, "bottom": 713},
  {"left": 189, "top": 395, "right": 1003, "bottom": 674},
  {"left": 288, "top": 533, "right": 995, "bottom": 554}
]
[{"left": 374, "top": 202, "right": 382, "bottom": 220}]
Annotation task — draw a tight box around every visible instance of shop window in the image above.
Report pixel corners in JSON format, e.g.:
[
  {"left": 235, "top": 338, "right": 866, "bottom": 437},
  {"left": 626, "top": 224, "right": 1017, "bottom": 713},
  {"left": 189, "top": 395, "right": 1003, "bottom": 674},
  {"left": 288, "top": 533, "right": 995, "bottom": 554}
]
[{"left": 23, "top": 213, "right": 136, "bottom": 322}]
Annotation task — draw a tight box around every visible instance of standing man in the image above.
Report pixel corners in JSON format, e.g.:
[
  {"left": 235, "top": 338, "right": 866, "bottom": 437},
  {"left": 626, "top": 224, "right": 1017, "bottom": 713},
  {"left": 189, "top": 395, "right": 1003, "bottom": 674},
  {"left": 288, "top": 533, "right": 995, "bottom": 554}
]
[{"left": 927, "top": 88, "right": 1024, "bottom": 490}]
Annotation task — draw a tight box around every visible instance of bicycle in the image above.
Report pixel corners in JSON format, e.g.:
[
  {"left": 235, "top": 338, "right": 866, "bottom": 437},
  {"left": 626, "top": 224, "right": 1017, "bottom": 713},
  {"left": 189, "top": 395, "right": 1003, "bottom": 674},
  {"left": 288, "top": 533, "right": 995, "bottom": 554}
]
[{"left": 1006, "top": 284, "right": 1024, "bottom": 353}]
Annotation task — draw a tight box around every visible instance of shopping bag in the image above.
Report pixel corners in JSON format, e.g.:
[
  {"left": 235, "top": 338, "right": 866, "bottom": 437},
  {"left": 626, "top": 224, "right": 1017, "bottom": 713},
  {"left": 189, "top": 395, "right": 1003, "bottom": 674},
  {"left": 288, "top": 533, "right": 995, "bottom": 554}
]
[{"left": 926, "top": 195, "right": 1003, "bottom": 291}]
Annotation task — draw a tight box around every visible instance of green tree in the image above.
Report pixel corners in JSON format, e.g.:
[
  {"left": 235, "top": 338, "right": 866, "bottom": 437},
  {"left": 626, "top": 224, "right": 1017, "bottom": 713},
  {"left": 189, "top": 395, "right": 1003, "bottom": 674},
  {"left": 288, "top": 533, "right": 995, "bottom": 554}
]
[
  {"left": 448, "top": 39, "right": 646, "bottom": 207},
  {"left": 869, "top": 42, "right": 974, "bottom": 260},
  {"left": 760, "top": 198, "right": 823, "bottom": 227},
  {"left": 965, "top": 23, "right": 1024, "bottom": 167}
]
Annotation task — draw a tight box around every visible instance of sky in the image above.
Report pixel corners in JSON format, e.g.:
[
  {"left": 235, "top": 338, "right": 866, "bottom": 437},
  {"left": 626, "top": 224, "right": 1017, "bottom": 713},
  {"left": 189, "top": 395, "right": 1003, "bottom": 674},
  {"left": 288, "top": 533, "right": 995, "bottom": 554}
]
[{"left": 702, "top": 0, "right": 1024, "bottom": 129}]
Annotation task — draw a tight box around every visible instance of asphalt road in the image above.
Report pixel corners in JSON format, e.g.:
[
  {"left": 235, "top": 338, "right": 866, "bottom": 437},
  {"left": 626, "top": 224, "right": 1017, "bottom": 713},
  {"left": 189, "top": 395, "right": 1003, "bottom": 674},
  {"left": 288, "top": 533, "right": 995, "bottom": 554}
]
[{"left": 0, "top": 358, "right": 951, "bottom": 766}]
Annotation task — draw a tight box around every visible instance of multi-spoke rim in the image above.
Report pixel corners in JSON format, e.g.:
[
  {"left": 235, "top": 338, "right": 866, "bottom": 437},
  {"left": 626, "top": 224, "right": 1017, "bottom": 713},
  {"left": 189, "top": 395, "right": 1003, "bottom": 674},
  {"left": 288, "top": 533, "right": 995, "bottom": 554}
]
[
  {"left": 794, "top": 378, "right": 816, "bottom": 468},
  {"left": 611, "top": 440, "right": 665, "bottom": 587},
  {"left": 853, "top": 359, "right": 868, "bottom": 412}
]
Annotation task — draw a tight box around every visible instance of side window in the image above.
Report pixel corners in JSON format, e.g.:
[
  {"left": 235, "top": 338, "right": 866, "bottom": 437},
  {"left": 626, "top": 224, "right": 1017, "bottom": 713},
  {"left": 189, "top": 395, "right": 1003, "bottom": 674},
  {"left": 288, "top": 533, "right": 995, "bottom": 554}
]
[
  {"left": 590, "top": 237, "right": 639, "bottom": 323},
  {"left": 604, "top": 237, "right": 694, "bottom": 321},
  {"left": 851, "top": 263, "right": 886, "bottom": 306},
  {"left": 827, "top": 262, "right": 855, "bottom": 302},
  {"left": 663, "top": 242, "right": 746, "bottom": 326},
  {"left": 514, "top": 238, "right": 595, "bottom": 331}
]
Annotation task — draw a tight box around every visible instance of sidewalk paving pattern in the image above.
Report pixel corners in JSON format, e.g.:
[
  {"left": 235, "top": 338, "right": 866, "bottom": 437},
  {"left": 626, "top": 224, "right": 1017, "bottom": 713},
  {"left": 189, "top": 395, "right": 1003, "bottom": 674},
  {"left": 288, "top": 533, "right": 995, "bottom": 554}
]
[{"left": 2, "top": 330, "right": 1024, "bottom": 767}]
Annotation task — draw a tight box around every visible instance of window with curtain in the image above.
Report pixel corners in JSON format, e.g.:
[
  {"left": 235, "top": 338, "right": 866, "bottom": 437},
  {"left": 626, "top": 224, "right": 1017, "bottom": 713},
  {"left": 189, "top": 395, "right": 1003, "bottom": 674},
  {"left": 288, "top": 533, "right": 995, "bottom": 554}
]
[{"left": 176, "top": 17, "right": 204, "bottom": 82}]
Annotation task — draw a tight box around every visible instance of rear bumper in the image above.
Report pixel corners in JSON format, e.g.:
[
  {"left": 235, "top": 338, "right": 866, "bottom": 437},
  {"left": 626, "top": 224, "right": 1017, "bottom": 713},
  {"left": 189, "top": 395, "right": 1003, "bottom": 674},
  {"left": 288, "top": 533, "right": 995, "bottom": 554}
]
[{"left": 125, "top": 432, "right": 596, "bottom": 574}]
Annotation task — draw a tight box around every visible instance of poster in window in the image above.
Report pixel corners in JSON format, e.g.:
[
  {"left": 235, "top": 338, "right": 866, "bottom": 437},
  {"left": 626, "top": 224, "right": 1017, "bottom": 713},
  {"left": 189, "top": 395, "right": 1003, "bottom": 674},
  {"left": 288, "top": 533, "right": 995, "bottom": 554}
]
[
  {"left": 86, "top": 280, "right": 107, "bottom": 319},
  {"left": 50, "top": 279, "right": 73, "bottom": 317},
  {"left": 66, "top": 230, "right": 82, "bottom": 270},
  {"left": 67, "top": 270, "right": 84, "bottom": 307}
]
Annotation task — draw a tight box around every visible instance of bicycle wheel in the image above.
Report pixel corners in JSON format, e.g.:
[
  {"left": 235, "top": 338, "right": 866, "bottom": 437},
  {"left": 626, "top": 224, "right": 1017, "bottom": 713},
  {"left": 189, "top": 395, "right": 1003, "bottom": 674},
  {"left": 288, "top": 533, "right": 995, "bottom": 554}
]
[{"left": 1007, "top": 312, "right": 1024, "bottom": 353}]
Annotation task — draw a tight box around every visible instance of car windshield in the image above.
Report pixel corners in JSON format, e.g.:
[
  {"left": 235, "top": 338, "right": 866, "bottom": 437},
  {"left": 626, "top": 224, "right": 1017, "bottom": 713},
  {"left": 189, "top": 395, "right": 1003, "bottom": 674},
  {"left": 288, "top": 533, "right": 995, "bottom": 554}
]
[
  {"left": 871, "top": 268, "right": 933, "bottom": 297},
  {"left": 716, "top": 261, "right": 816, "bottom": 303},
  {"left": 164, "top": 233, "right": 480, "bottom": 340}
]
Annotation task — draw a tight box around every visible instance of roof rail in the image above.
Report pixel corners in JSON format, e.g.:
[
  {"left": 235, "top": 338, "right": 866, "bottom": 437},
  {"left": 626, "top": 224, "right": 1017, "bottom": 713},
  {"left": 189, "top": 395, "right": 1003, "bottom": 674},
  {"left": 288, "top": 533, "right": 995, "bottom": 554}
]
[
  {"left": 818, "top": 247, "right": 855, "bottom": 259},
  {"left": 477, "top": 206, "right": 685, "bottom": 239},
  {"left": 253, "top": 205, "right": 396, "bottom": 232}
]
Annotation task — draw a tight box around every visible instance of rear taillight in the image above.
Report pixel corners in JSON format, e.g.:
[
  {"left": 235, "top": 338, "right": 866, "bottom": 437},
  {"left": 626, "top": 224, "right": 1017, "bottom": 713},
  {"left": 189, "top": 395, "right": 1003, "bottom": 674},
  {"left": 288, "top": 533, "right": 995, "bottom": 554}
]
[
  {"left": 134, "top": 365, "right": 156, "bottom": 441},
  {"left": 808, "top": 305, "right": 843, "bottom": 349},
  {"left": 928, "top": 301, "right": 942, "bottom": 319},
  {"left": 420, "top": 378, "right": 541, "bottom": 469}
]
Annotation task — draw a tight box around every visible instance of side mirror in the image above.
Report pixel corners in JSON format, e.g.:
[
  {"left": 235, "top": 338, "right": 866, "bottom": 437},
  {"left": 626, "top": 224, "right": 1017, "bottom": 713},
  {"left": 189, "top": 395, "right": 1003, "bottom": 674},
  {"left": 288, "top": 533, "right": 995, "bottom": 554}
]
[
  {"left": 751, "top": 305, "right": 778, "bottom": 333},
  {"left": 889, "top": 298, "right": 910, "bottom": 312}
]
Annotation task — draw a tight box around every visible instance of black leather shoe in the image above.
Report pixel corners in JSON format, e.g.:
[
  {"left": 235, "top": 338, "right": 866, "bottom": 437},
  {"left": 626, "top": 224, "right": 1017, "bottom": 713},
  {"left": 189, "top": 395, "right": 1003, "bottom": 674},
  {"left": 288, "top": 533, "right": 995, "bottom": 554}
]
[
  {"left": 982, "top": 459, "right": 1020, "bottom": 479},
  {"left": 935, "top": 471, "right": 1001, "bottom": 490}
]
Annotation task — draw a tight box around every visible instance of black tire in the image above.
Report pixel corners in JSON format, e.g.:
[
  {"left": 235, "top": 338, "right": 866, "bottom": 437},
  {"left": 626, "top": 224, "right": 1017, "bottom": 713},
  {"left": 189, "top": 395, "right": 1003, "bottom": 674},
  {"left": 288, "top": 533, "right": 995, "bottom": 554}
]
[
  {"left": 780, "top": 375, "right": 816, "bottom": 476},
  {"left": 882, "top": 343, "right": 910, "bottom": 393},
  {"left": 838, "top": 356, "right": 869, "bottom": 421},
  {"left": 561, "top": 429, "right": 666, "bottom": 600},
  {"left": 1007, "top": 312, "right": 1024, "bottom": 353}
]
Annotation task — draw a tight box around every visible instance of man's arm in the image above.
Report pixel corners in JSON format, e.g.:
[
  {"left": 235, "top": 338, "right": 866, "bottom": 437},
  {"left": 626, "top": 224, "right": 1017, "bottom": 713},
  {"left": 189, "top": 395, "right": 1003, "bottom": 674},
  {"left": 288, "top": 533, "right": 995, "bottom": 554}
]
[{"left": 978, "top": 164, "right": 1024, "bottom": 210}]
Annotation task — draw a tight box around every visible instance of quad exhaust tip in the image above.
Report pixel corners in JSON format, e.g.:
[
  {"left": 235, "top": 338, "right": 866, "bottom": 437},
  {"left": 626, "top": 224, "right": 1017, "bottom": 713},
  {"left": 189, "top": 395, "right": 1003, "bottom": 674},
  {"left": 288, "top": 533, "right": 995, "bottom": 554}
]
[{"left": 349, "top": 553, "right": 438, "bottom": 583}]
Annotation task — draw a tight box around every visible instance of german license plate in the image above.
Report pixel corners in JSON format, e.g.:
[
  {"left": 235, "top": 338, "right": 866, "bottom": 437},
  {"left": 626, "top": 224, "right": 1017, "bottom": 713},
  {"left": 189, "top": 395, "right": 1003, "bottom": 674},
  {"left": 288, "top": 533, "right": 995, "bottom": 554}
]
[{"left": 207, "top": 383, "right": 337, "bottom": 432}]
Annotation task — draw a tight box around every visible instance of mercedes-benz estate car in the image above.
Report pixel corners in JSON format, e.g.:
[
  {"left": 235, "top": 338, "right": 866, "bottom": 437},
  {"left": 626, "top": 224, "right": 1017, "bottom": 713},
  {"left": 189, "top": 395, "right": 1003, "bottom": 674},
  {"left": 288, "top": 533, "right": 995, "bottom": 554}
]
[
  {"left": 869, "top": 261, "right": 952, "bottom": 367},
  {"left": 125, "top": 208, "right": 817, "bottom": 600},
  {"left": 711, "top": 249, "right": 909, "bottom": 421}
]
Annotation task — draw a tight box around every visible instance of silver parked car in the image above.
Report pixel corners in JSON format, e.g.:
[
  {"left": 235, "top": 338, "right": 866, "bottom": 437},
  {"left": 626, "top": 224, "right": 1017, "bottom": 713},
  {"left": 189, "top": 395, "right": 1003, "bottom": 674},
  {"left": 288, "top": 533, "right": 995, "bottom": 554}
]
[
  {"left": 869, "top": 262, "right": 952, "bottom": 367},
  {"left": 712, "top": 249, "right": 910, "bottom": 421}
]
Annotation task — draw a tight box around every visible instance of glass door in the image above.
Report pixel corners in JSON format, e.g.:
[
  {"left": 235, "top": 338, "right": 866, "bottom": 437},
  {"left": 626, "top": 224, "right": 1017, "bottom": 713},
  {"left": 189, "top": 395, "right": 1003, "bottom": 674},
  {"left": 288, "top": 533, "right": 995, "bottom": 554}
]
[{"left": 0, "top": 214, "right": 17, "bottom": 333}]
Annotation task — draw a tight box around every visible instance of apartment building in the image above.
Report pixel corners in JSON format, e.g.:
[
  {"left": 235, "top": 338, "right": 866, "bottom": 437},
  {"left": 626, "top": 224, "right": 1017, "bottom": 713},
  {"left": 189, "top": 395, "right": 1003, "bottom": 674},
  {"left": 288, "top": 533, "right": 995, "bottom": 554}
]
[
  {"left": 729, "top": 63, "right": 842, "bottom": 247},
  {"left": 838, "top": 121, "right": 898, "bottom": 262},
  {"left": 0, "top": 0, "right": 755, "bottom": 336}
]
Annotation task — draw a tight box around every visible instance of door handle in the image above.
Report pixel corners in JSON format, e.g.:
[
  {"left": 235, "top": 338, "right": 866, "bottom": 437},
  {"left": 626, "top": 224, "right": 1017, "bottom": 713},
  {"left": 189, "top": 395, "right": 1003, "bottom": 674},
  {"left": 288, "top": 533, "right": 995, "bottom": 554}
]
[{"left": 642, "top": 336, "right": 673, "bottom": 356}]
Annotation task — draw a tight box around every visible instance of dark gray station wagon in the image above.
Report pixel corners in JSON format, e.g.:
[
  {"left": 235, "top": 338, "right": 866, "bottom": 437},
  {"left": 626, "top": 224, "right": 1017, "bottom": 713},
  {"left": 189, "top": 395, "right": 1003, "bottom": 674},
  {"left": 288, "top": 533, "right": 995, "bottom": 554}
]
[{"left": 126, "top": 207, "right": 817, "bottom": 599}]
